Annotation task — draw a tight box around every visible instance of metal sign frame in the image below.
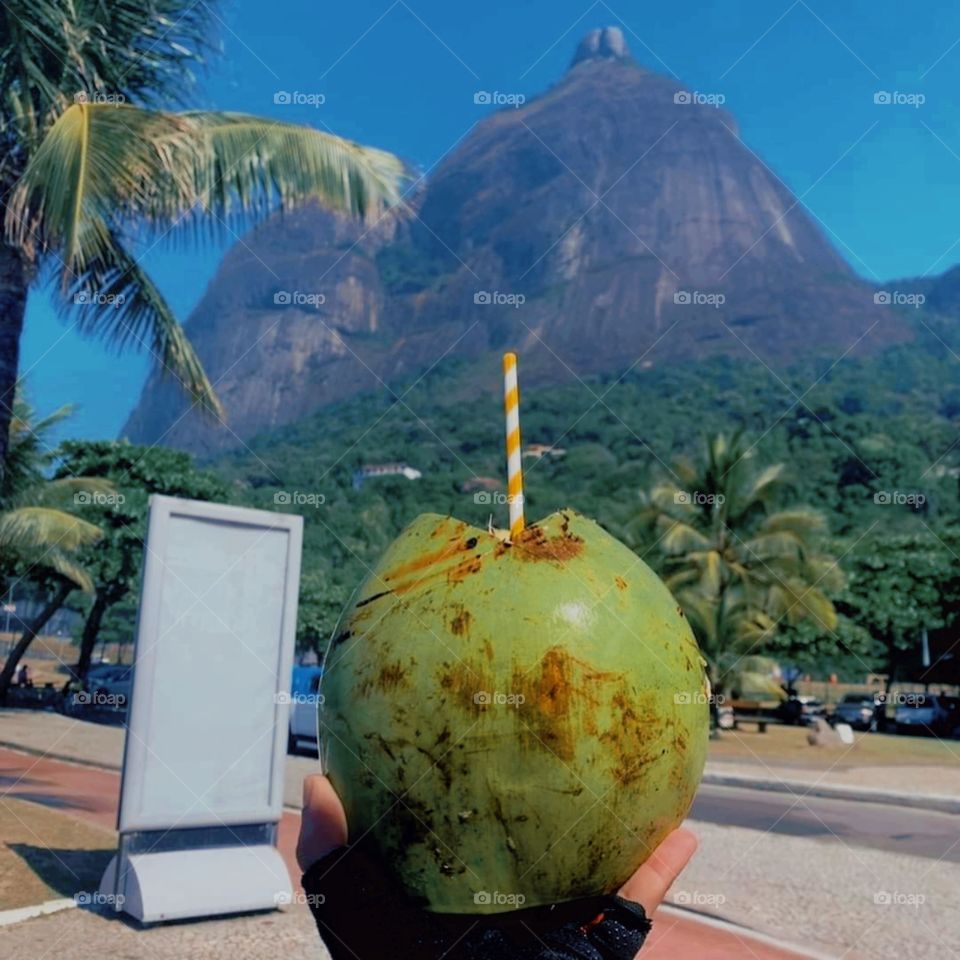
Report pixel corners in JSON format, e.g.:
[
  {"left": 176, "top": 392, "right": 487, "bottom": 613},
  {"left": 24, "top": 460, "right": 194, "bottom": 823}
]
[{"left": 101, "top": 495, "right": 303, "bottom": 922}]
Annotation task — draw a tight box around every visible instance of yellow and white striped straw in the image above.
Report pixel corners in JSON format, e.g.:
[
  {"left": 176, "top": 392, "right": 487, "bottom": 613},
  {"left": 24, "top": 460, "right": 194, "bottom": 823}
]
[{"left": 502, "top": 352, "right": 525, "bottom": 539}]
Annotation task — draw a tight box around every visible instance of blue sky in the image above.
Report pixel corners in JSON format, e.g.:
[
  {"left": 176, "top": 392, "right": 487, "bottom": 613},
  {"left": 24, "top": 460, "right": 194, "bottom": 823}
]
[{"left": 21, "top": 0, "right": 960, "bottom": 441}]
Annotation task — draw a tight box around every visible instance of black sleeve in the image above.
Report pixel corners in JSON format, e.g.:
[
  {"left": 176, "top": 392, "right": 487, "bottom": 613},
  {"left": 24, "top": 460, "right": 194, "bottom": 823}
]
[{"left": 301, "top": 843, "right": 651, "bottom": 960}]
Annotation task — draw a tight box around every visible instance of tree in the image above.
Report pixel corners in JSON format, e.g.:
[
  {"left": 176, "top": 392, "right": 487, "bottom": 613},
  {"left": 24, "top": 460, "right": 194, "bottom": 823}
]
[
  {"left": 53, "top": 440, "right": 228, "bottom": 684},
  {"left": 0, "top": 0, "right": 404, "bottom": 474},
  {"left": 296, "top": 570, "right": 351, "bottom": 658},
  {"left": 835, "top": 531, "right": 960, "bottom": 688},
  {"left": 628, "top": 433, "right": 842, "bottom": 687},
  {"left": 0, "top": 392, "right": 108, "bottom": 701}
]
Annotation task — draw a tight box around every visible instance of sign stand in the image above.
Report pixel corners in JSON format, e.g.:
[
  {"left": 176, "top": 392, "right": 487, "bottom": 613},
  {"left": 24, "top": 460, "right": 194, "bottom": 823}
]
[{"left": 99, "top": 496, "right": 303, "bottom": 923}]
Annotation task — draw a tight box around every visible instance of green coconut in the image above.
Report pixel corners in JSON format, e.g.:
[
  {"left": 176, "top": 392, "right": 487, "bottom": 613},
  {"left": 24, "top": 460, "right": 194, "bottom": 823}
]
[{"left": 320, "top": 509, "right": 708, "bottom": 914}]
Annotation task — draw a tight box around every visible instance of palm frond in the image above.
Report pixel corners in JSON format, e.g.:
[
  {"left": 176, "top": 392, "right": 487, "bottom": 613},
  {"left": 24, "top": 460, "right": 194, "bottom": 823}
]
[
  {"left": 741, "top": 531, "right": 805, "bottom": 563},
  {"left": 658, "top": 519, "right": 713, "bottom": 555},
  {"left": 760, "top": 509, "right": 827, "bottom": 536},
  {"left": 6, "top": 99, "right": 404, "bottom": 416},
  {"left": 0, "top": 506, "right": 102, "bottom": 552},
  {"left": 24, "top": 547, "right": 94, "bottom": 591},
  {"left": 59, "top": 232, "right": 223, "bottom": 416},
  {"left": 178, "top": 111, "right": 405, "bottom": 225},
  {"left": 6, "top": 103, "right": 196, "bottom": 269},
  {"left": 12, "top": 476, "right": 115, "bottom": 510},
  {"left": 766, "top": 580, "right": 838, "bottom": 630},
  {"left": 0, "top": 0, "right": 217, "bottom": 150}
]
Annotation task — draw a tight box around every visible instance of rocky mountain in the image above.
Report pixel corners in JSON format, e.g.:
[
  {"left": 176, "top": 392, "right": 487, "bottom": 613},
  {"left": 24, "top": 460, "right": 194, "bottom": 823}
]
[{"left": 125, "top": 26, "right": 909, "bottom": 454}]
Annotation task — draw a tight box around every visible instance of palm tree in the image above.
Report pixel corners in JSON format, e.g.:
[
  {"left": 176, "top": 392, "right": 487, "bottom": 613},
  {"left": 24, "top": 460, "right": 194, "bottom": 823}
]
[
  {"left": 0, "top": 0, "right": 404, "bottom": 473},
  {"left": 1, "top": 392, "right": 109, "bottom": 586},
  {"left": 0, "top": 390, "right": 109, "bottom": 700},
  {"left": 629, "top": 433, "right": 841, "bottom": 688}
]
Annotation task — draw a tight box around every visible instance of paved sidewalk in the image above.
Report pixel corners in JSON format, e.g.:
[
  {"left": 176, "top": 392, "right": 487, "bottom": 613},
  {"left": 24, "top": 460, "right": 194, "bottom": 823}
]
[
  {"left": 0, "top": 746, "right": 814, "bottom": 960},
  {"left": 6, "top": 710, "right": 959, "bottom": 807}
]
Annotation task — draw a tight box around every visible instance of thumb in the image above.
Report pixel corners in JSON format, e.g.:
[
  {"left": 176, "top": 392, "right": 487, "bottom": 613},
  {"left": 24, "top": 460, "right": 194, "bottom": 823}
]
[
  {"left": 297, "top": 774, "right": 348, "bottom": 872},
  {"left": 617, "top": 828, "right": 698, "bottom": 916}
]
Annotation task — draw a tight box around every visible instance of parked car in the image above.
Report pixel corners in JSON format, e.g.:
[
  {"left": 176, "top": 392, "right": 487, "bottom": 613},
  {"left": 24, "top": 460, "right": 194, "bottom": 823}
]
[
  {"left": 85, "top": 664, "right": 133, "bottom": 709},
  {"left": 832, "top": 693, "right": 884, "bottom": 731},
  {"left": 288, "top": 664, "right": 324, "bottom": 754},
  {"left": 894, "top": 694, "right": 960, "bottom": 736},
  {"left": 797, "top": 696, "right": 827, "bottom": 725}
]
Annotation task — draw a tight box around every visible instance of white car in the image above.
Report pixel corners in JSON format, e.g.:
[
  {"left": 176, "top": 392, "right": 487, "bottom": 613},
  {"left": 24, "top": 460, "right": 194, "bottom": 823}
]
[{"left": 895, "top": 695, "right": 959, "bottom": 736}]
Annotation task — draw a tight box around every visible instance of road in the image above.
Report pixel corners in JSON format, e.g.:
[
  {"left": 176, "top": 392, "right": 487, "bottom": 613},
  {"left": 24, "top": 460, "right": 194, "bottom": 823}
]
[{"left": 692, "top": 783, "right": 960, "bottom": 863}]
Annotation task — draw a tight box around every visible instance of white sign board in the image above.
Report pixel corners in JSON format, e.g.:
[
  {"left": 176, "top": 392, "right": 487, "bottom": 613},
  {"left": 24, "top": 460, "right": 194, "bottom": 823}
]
[{"left": 102, "top": 495, "right": 303, "bottom": 922}]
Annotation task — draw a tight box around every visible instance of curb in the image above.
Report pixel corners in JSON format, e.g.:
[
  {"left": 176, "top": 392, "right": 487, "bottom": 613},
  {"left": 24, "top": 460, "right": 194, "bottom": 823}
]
[
  {"left": 0, "top": 898, "right": 76, "bottom": 927},
  {"left": 660, "top": 905, "right": 838, "bottom": 960},
  {"left": 702, "top": 771, "right": 960, "bottom": 815},
  {"left": 0, "top": 740, "right": 121, "bottom": 773}
]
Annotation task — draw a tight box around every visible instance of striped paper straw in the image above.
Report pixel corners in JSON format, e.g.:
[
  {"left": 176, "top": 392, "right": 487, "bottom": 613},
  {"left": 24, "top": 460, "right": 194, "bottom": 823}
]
[{"left": 502, "top": 352, "right": 525, "bottom": 539}]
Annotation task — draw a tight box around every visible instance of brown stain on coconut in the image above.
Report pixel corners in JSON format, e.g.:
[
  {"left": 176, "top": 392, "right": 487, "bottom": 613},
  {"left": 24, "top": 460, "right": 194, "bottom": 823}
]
[
  {"left": 437, "top": 658, "right": 493, "bottom": 713},
  {"left": 600, "top": 689, "right": 665, "bottom": 786},
  {"left": 384, "top": 536, "right": 471, "bottom": 583},
  {"left": 376, "top": 661, "right": 408, "bottom": 692},
  {"left": 383, "top": 529, "right": 489, "bottom": 597},
  {"left": 513, "top": 647, "right": 622, "bottom": 762},
  {"left": 513, "top": 524, "right": 584, "bottom": 564},
  {"left": 450, "top": 606, "right": 472, "bottom": 636}
]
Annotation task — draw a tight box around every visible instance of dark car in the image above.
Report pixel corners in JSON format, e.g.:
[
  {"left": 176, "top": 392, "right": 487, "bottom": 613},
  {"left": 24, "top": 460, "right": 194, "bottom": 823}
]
[
  {"left": 832, "top": 693, "right": 884, "bottom": 731},
  {"left": 797, "top": 696, "right": 828, "bottom": 725}
]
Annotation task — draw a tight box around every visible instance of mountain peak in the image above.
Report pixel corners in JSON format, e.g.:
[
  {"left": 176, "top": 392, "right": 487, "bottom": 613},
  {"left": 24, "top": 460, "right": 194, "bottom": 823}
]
[{"left": 570, "top": 26, "right": 633, "bottom": 68}]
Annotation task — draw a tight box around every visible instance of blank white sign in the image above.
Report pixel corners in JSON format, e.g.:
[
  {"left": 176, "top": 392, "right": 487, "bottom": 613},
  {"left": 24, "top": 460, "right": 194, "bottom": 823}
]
[{"left": 118, "top": 496, "right": 302, "bottom": 832}]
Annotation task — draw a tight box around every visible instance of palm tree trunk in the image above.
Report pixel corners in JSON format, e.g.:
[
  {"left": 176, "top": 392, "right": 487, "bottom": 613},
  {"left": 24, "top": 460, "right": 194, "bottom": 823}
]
[
  {"left": 0, "top": 580, "right": 73, "bottom": 704},
  {"left": 0, "top": 240, "right": 28, "bottom": 478}
]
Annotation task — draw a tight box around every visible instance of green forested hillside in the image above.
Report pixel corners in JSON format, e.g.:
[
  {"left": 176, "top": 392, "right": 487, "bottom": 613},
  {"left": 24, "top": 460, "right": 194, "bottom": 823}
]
[{"left": 212, "top": 317, "right": 960, "bottom": 678}]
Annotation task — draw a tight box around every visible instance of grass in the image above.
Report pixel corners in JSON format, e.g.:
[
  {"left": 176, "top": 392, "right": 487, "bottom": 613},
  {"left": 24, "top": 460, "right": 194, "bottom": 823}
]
[
  {"left": 709, "top": 722, "right": 960, "bottom": 768},
  {"left": 0, "top": 798, "right": 114, "bottom": 911}
]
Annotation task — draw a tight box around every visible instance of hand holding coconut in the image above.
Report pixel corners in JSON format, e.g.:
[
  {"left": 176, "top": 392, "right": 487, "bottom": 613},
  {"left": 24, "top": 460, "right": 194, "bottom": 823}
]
[
  {"left": 299, "top": 354, "right": 706, "bottom": 957},
  {"left": 298, "top": 773, "right": 698, "bottom": 958}
]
